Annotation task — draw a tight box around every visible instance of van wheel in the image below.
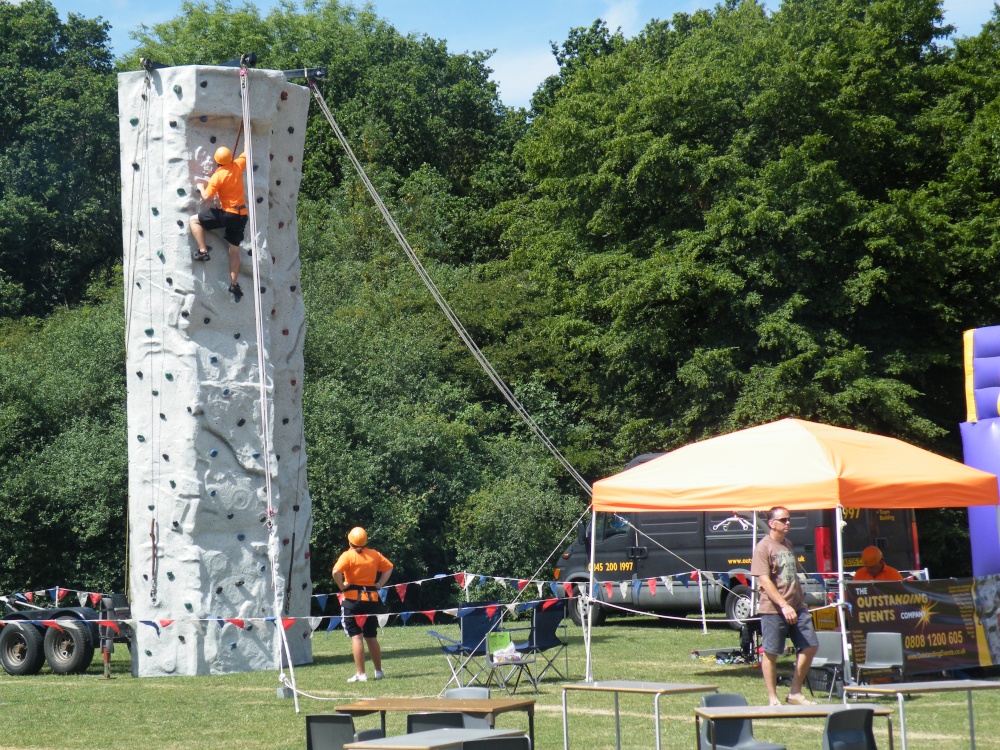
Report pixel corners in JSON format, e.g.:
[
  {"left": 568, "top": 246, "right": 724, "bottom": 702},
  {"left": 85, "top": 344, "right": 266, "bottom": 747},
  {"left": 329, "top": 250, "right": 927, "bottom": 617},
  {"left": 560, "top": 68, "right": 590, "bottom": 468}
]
[
  {"left": 725, "top": 585, "right": 754, "bottom": 631},
  {"left": 0, "top": 624, "right": 45, "bottom": 676},
  {"left": 44, "top": 620, "right": 95, "bottom": 674},
  {"left": 568, "top": 584, "right": 607, "bottom": 627}
]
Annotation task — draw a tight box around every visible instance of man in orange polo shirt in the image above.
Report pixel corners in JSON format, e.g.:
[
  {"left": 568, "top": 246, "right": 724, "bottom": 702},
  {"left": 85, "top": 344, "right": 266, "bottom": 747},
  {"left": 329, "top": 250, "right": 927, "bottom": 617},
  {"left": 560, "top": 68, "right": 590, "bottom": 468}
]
[
  {"left": 189, "top": 146, "right": 249, "bottom": 300},
  {"left": 333, "top": 527, "right": 393, "bottom": 683},
  {"left": 853, "top": 546, "right": 904, "bottom": 581}
]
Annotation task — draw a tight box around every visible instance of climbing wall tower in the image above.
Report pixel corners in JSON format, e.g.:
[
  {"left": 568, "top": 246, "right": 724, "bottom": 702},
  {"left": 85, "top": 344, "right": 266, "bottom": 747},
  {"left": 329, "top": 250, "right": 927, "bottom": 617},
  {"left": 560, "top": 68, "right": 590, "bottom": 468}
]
[{"left": 118, "top": 65, "right": 313, "bottom": 676}]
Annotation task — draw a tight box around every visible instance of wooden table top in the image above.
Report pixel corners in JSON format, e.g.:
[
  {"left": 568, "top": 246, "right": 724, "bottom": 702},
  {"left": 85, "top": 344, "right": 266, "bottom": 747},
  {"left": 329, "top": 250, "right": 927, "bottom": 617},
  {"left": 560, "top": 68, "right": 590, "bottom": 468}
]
[
  {"left": 334, "top": 696, "right": 535, "bottom": 715},
  {"left": 844, "top": 680, "right": 1000, "bottom": 696}
]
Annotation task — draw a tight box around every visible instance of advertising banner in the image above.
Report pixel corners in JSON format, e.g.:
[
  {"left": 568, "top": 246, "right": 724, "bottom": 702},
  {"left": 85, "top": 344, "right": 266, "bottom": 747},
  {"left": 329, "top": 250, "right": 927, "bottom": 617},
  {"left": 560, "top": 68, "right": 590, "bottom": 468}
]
[{"left": 846, "top": 574, "right": 1000, "bottom": 674}]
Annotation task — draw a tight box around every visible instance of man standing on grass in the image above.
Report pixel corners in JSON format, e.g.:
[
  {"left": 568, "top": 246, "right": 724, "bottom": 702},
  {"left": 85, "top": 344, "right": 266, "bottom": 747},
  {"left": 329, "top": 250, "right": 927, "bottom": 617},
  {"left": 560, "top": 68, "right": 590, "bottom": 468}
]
[{"left": 751, "top": 506, "right": 819, "bottom": 706}]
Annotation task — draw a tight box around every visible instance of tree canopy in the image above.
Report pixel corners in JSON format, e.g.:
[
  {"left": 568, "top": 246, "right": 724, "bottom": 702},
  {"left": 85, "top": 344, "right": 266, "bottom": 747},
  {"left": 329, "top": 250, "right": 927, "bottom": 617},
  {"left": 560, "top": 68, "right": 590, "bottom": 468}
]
[{"left": 2, "top": 0, "right": 1000, "bottom": 594}]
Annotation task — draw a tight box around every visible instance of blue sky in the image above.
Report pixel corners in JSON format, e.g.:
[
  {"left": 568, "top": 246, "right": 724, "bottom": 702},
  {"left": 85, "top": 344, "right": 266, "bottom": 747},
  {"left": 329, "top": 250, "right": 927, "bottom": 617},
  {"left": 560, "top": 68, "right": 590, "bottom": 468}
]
[{"left": 50, "top": 0, "right": 998, "bottom": 109}]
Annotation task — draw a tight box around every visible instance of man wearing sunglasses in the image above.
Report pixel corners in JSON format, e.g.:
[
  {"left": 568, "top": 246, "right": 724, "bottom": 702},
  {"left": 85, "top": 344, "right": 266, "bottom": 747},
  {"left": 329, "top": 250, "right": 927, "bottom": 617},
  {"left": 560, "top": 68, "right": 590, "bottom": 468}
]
[{"left": 751, "top": 506, "right": 819, "bottom": 706}]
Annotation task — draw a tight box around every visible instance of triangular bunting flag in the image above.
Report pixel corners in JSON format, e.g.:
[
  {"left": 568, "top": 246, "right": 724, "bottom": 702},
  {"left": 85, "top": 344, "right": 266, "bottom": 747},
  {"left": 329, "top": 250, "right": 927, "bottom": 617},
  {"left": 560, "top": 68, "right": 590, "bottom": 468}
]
[
  {"left": 316, "top": 594, "right": 329, "bottom": 612},
  {"left": 265, "top": 616, "right": 277, "bottom": 626},
  {"left": 494, "top": 577, "right": 508, "bottom": 587},
  {"left": 47, "top": 588, "right": 57, "bottom": 601},
  {"left": 603, "top": 581, "right": 613, "bottom": 599},
  {"left": 40, "top": 620, "right": 63, "bottom": 632},
  {"left": 690, "top": 571, "right": 700, "bottom": 582},
  {"left": 455, "top": 572, "right": 466, "bottom": 588},
  {"left": 394, "top": 583, "right": 408, "bottom": 601},
  {"left": 226, "top": 619, "right": 246, "bottom": 629},
  {"left": 89, "top": 592, "right": 101, "bottom": 607},
  {"left": 377, "top": 614, "right": 389, "bottom": 628},
  {"left": 96, "top": 620, "right": 120, "bottom": 634},
  {"left": 635, "top": 579, "right": 643, "bottom": 597},
  {"left": 327, "top": 616, "right": 342, "bottom": 632},
  {"left": 56, "top": 588, "right": 68, "bottom": 602},
  {"left": 400, "top": 612, "right": 413, "bottom": 625},
  {"left": 214, "top": 616, "right": 225, "bottom": 629},
  {"left": 734, "top": 573, "right": 748, "bottom": 588},
  {"left": 549, "top": 582, "right": 560, "bottom": 598},
  {"left": 378, "top": 588, "right": 388, "bottom": 604},
  {"left": 478, "top": 575, "right": 488, "bottom": 587},
  {"left": 618, "top": 581, "right": 629, "bottom": 599},
  {"left": 421, "top": 611, "right": 435, "bottom": 624},
  {"left": 664, "top": 577, "right": 673, "bottom": 594},
  {"left": 309, "top": 617, "right": 323, "bottom": 632},
  {"left": 443, "top": 608, "right": 458, "bottom": 618},
  {"left": 159, "top": 619, "right": 174, "bottom": 629},
  {"left": 516, "top": 579, "right": 528, "bottom": 592},
  {"left": 536, "top": 582, "right": 544, "bottom": 599},
  {"left": 77, "top": 592, "right": 87, "bottom": 607},
  {"left": 542, "top": 598, "right": 560, "bottom": 610},
  {"left": 24, "top": 592, "right": 33, "bottom": 603},
  {"left": 485, "top": 605, "right": 498, "bottom": 619},
  {"left": 563, "top": 582, "right": 574, "bottom": 598},
  {"left": 281, "top": 618, "right": 296, "bottom": 631},
  {"left": 336, "top": 593, "right": 345, "bottom": 605},
  {"left": 648, "top": 577, "right": 657, "bottom": 596},
  {"left": 719, "top": 573, "right": 730, "bottom": 589},
  {"left": 141, "top": 620, "right": 160, "bottom": 635},
  {"left": 678, "top": 574, "right": 689, "bottom": 588},
  {"left": 505, "top": 603, "right": 518, "bottom": 616}
]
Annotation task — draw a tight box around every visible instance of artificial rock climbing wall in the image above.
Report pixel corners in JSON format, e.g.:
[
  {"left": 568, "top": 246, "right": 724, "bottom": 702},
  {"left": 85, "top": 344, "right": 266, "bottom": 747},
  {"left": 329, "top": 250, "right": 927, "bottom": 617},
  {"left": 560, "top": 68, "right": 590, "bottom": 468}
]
[{"left": 118, "top": 65, "right": 313, "bottom": 676}]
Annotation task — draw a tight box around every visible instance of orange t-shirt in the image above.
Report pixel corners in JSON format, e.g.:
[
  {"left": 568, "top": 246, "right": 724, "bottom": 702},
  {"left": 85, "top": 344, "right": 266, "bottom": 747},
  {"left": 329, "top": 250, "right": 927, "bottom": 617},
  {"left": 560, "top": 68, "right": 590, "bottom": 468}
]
[
  {"left": 333, "top": 547, "right": 392, "bottom": 601},
  {"left": 853, "top": 563, "right": 903, "bottom": 581},
  {"left": 203, "top": 153, "right": 247, "bottom": 214}
]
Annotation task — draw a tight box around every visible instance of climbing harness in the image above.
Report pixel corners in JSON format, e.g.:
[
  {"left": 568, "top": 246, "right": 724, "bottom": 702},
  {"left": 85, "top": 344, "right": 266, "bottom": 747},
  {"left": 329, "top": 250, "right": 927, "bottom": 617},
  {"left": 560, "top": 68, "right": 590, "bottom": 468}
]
[{"left": 305, "top": 78, "right": 593, "bottom": 497}]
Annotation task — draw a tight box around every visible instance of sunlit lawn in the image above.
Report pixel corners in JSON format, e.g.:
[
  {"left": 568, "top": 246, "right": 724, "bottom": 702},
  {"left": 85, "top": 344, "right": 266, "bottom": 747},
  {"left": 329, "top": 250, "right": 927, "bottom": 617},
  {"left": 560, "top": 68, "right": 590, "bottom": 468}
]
[{"left": 0, "top": 614, "right": 998, "bottom": 749}]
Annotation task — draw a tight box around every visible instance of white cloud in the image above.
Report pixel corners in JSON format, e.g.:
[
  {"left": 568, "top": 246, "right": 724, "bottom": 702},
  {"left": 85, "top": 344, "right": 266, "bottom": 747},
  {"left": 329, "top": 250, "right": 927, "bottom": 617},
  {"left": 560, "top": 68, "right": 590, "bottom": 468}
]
[
  {"left": 489, "top": 48, "right": 560, "bottom": 110},
  {"left": 602, "top": 0, "right": 642, "bottom": 35}
]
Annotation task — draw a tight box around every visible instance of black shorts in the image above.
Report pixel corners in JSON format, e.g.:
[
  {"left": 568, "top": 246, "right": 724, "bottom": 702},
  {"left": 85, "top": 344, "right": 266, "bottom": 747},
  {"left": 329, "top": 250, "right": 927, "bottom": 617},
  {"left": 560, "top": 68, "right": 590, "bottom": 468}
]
[
  {"left": 342, "top": 598, "right": 380, "bottom": 638},
  {"left": 198, "top": 208, "right": 247, "bottom": 247}
]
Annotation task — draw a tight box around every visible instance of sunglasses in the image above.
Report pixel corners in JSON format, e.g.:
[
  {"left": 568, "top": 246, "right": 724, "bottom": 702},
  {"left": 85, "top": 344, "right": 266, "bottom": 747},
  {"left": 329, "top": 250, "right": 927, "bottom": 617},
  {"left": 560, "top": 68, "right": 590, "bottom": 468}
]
[{"left": 772, "top": 517, "right": 791, "bottom": 524}]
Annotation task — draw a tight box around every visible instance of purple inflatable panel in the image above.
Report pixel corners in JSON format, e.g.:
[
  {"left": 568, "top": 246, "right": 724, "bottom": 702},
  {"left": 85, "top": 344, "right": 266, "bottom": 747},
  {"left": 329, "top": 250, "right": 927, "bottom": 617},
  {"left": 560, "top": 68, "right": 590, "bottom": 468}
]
[{"left": 960, "top": 420, "right": 1000, "bottom": 576}]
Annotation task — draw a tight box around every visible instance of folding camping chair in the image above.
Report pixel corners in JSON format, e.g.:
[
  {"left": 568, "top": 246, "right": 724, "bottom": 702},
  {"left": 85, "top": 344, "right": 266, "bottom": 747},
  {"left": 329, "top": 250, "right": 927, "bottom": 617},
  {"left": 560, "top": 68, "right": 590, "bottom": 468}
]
[
  {"left": 485, "top": 630, "right": 537, "bottom": 695},
  {"left": 512, "top": 599, "right": 569, "bottom": 681},
  {"left": 428, "top": 602, "right": 503, "bottom": 689}
]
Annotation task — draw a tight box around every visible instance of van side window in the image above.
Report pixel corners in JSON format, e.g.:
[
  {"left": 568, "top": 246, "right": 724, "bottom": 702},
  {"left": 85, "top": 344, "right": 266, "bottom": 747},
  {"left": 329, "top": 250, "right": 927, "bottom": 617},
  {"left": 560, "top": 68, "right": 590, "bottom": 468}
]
[{"left": 600, "top": 514, "right": 630, "bottom": 540}]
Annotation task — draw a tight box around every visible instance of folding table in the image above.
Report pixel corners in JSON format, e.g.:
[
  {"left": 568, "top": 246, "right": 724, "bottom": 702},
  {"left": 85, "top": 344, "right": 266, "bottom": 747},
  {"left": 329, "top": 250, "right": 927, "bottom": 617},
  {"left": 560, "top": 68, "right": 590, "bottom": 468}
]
[{"left": 344, "top": 727, "right": 526, "bottom": 749}]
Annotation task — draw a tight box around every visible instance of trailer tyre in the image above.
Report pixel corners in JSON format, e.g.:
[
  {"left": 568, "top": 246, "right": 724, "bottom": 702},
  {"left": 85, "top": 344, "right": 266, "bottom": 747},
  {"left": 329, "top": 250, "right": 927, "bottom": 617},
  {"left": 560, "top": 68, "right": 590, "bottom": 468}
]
[
  {"left": 44, "top": 620, "right": 95, "bottom": 674},
  {"left": 725, "top": 584, "right": 754, "bottom": 631},
  {"left": 0, "top": 623, "right": 45, "bottom": 675}
]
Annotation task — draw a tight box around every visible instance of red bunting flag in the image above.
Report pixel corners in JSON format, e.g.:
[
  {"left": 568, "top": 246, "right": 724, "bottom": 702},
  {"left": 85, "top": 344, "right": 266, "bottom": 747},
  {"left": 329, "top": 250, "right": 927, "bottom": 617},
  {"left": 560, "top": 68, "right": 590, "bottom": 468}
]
[
  {"left": 648, "top": 578, "right": 657, "bottom": 596},
  {"left": 89, "top": 592, "right": 101, "bottom": 607},
  {"left": 603, "top": 581, "right": 613, "bottom": 599},
  {"left": 40, "top": 620, "right": 64, "bottom": 632},
  {"left": 485, "top": 605, "right": 498, "bottom": 619},
  {"left": 24, "top": 592, "right": 34, "bottom": 603},
  {"left": 337, "top": 593, "right": 345, "bottom": 605},
  {"left": 96, "top": 620, "right": 120, "bottom": 634},
  {"left": 56, "top": 588, "right": 68, "bottom": 602},
  {"left": 690, "top": 571, "right": 700, "bottom": 582},
  {"left": 542, "top": 599, "right": 559, "bottom": 610},
  {"left": 563, "top": 582, "right": 574, "bottom": 598},
  {"left": 734, "top": 573, "right": 748, "bottom": 587},
  {"left": 516, "top": 579, "right": 529, "bottom": 592},
  {"left": 226, "top": 619, "right": 245, "bottom": 629},
  {"left": 421, "top": 610, "right": 436, "bottom": 624},
  {"left": 394, "top": 583, "right": 408, "bottom": 601},
  {"left": 455, "top": 573, "right": 465, "bottom": 588},
  {"left": 281, "top": 618, "right": 296, "bottom": 631},
  {"left": 353, "top": 615, "right": 367, "bottom": 630},
  {"left": 159, "top": 619, "right": 174, "bottom": 628}
]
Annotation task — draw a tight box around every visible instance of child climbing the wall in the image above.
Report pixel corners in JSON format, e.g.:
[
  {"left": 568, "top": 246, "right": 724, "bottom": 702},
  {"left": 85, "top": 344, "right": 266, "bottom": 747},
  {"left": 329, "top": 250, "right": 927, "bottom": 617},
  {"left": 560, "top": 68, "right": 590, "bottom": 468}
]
[{"left": 189, "top": 146, "right": 248, "bottom": 301}]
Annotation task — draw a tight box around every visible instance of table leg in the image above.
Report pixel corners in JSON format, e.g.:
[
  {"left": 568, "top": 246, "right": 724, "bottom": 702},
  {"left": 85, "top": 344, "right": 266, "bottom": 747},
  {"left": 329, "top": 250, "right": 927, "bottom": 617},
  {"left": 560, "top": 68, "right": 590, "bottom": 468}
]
[
  {"left": 528, "top": 706, "right": 535, "bottom": 750},
  {"left": 896, "top": 691, "right": 907, "bottom": 750},
  {"left": 967, "top": 690, "right": 975, "bottom": 750},
  {"left": 887, "top": 715, "right": 894, "bottom": 750},
  {"left": 614, "top": 692, "right": 621, "bottom": 750},
  {"left": 654, "top": 693, "right": 662, "bottom": 750},
  {"left": 694, "top": 716, "right": 702, "bottom": 750},
  {"left": 380, "top": 711, "right": 386, "bottom": 737},
  {"left": 562, "top": 688, "right": 570, "bottom": 750}
]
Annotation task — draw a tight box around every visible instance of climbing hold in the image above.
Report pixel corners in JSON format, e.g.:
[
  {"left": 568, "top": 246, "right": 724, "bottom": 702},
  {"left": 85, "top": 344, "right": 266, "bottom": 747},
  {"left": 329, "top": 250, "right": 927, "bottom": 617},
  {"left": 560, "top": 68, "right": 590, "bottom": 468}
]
[
  {"left": 165, "top": 372, "right": 173, "bottom": 381},
  {"left": 222, "top": 388, "right": 230, "bottom": 396},
  {"left": 291, "top": 379, "right": 297, "bottom": 386},
  {"left": 209, "top": 449, "right": 218, "bottom": 457},
  {"left": 226, "top": 512, "right": 232, "bottom": 518},
  {"left": 293, "top": 505, "right": 300, "bottom": 512},
  {"left": 177, "top": 188, "right": 186, "bottom": 196},
  {"left": 288, "top": 126, "right": 294, "bottom": 134},
  {"left": 181, "top": 311, "right": 189, "bottom": 318},
  {"left": 144, "top": 649, "right": 152, "bottom": 656},
  {"left": 156, "top": 249, "right": 164, "bottom": 259},
  {"left": 234, "top": 333, "right": 240, "bottom": 340},
  {"left": 280, "top": 91, "right": 288, "bottom": 101},
  {"left": 245, "top": 623, "right": 253, "bottom": 631},
  {"left": 211, "top": 491, "right": 218, "bottom": 498},
  {"left": 246, "top": 249, "right": 252, "bottom": 256},
  {"left": 229, "top": 642, "right": 237, "bottom": 650},
  {"left": 269, "top": 154, "right": 274, "bottom": 161},
  {"left": 186, "top": 406, "right": 192, "bottom": 413},
  {"left": 167, "top": 277, "right": 174, "bottom": 285},
  {"left": 137, "top": 435, "right": 146, "bottom": 442},
  {"left": 151, "top": 207, "right": 159, "bottom": 216},
  {"left": 178, "top": 635, "right": 185, "bottom": 643},
  {"left": 136, "top": 371, "right": 143, "bottom": 379},
  {"left": 142, "top": 574, "right": 148, "bottom": 581},
  {"left": 260, "top": 286, "right": 266, "bottom": 293},
  {"left": 237, "top": 418, "right": 245, "bottom": 427},
  {"left": 166, "top": 572, "right": 175, "bottom": 581},
  {"left": 144, "top": 327, "right": 154, "bottom": 336},
  {"left": 252, "top": 451, "right": 260, "bottom": 459},
  {"left": 270, "top": 309, "right": 276, "bottom": 316},
  {"left": 236, "top": 580, "right": 245, "bottom": 586},
  {"left": 290, "top": 285, "right": 297, "bottom": 291},
  {"left": 169, "top": 480, "right": 176, "bottom": 488},
  {"left": 148, "top": 504, "right": 155, "bottom": 511},
  {"left": 176, "top": 220, "right": 184, "bottom": 227},
  {"left": 276, "top": 180, "right": 282, "bottom": 186},
  {"left": 199, "top": 116, "right": 207, "bottom": 122},
  {"left": 282, "top": 538, "right": 290, "bottom": 546},
  {"left": 163, "top": 453, "right": 170, "bottom": 461},
  {"left": 137, "top": 230, "right": 144, "bottom": 237},
  {"left": 215, "top": 586, "right": 223, "bottom": 594},
  {"left": 172, "top": 520, "right": 179, "bottom": 528},
  {"left": 210, "top": 356, "right": 218, "bottom": 363},
  {"left": 288, "top": 155, "right": 293, "bottom": 162},
  {"left": 292, "top": 445, "right": 300, "bottom": 452},
  {"left": 259, "top": 564, "right": 267, "bottom": 572},
  {"left": 278, "top": 221, "right": 284, "bottom": 229},
  {"left": 301, "top": 582, "right": 308, "bottom": 589},
  {"left": 256, "top": 196, "right": 263, "bottom": 203},
  {"left": 259, "top": 515, "right": 266, "bottom": 523},
  {"left": 184, "top": 602, "right": 193, "bottom": 610},
  {"left": 282, "top": 329, "right": 289, "bottom": 336},
  {"left": 282, "top": 418, "right": 289, "bottom": 425},
  {"left": 129, "top": 117, "right": 139, "bottom": 126},
  {"left": 200, "top": 80, "right": 208, "bottom": 88},
  {"left": 276, "top": 455, "right": 280, "bottom": 461},
  {"left": 172, "top": 84, "right": 181, "bottom": 94},
  {"left": 304, "top": 551, "right": 311, "bottom": 559},
  {"left": 204, "top": 317, "right": 211, "bottom": 324},
  {"left": 169, "top": 120, "right": 177, "bottom": 128},
  {"left": 237, "top": 533, "right": 245, "bottom": 541},
  {"left": 151, "top": 390, "right": 158, "bottom": 396},
  {"left": 132, "top": 162, "right": 139, "bottom": 171},
  {"left": 160, "top": 413, "right": 166, "bottom": 420}
]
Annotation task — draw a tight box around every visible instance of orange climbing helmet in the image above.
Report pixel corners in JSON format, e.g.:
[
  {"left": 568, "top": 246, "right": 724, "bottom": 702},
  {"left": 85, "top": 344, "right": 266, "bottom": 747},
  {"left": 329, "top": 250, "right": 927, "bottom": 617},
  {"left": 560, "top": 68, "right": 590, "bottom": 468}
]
[
  {"left": 348, "top": 527, "right": 368, "bottom": 547},
  {"left": 214, "top": 146, "right": 233, "bottom": 165}
]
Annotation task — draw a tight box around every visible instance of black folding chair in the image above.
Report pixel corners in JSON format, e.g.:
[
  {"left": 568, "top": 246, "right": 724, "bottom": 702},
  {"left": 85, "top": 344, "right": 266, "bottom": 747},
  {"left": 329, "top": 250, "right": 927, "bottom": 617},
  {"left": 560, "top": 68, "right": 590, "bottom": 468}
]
[
  {"left": 513, "top": 599, "right": 569, "bottom": 681},
  {"left": 428, "top": 602, "right": 503, "bottom": 689}
]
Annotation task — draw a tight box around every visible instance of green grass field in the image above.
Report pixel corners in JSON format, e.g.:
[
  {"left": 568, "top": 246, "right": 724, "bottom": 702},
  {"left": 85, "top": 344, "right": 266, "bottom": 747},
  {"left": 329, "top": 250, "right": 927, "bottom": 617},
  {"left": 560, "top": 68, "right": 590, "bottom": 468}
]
[{"left": 1, "top": 615, "right": 997, "bottom": 749}]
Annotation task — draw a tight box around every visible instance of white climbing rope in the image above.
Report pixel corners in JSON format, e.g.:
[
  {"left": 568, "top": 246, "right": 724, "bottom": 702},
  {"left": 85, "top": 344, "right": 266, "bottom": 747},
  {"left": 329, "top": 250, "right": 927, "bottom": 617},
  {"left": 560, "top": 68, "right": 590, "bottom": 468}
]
[
  {"left": 306, "top": 80, "right": 592, "bottom": 497},
  {"left": 239, "top": 66, "right": 301, "bottom": 711}
]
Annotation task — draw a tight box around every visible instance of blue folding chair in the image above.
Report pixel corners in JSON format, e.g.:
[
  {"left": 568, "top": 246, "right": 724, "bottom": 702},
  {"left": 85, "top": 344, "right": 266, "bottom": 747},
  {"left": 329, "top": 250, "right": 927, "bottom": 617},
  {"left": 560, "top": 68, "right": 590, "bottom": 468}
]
[
  {"left": 513, "top": 599, "right": 569, "bottom": 681},
  {"left": 429, "top": 602, "right": 503, "bottom": 688}
]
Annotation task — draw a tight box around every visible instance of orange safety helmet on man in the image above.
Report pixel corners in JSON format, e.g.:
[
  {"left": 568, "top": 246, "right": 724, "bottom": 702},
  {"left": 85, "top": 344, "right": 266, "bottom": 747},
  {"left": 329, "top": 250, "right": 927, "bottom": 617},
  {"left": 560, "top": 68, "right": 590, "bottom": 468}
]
[
  {"left": 214, "top": 146, "right": 233, "bottom": 165},
  {"left": 348, "top": 527, "right": 368, "bottom": 547}
]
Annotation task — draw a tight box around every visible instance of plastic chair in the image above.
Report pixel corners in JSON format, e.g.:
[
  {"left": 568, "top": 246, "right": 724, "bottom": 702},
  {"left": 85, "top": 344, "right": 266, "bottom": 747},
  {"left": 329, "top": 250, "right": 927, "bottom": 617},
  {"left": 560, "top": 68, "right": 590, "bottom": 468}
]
[
  {"left": 822, "top": 707, "right": 877, "bottom": 750},
  {"left": 698, "top": 694, "right": 786, "bottom": 750},
  {"left": 461, "top": 737, "right": 531, "bottom": 749},
  {"left": 485, "top": 630, "right": 537, "bottom": 695},
  {"left": 855, "top": 632, "right": 904, "bottom": 685},
  {"left": 429, "top": 602, "right": 503, "bottom": 688},
  {"left": 406, "top": 711, "right": 466, "bottom": 733},
  {"left": 808, "top": 631, "right": 845, "bottom": 699},
  {"left": 445, "top": 686, "right": 492, "bottom": 728},
  {"left": 305, "top": 714, "right": 355, "bottom": 750},
  {"left": 354, "top": 728, "right": 386, "bottom": 743},
  {"left": 513, "top": 599, "right": 569, "bottom": 681}
]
